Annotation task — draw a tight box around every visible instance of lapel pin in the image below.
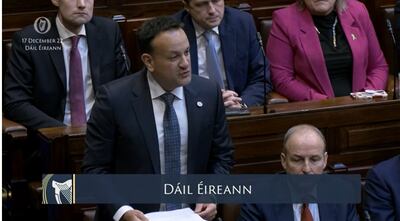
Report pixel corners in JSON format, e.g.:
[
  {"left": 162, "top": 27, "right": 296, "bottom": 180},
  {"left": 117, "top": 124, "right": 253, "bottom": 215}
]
[
  {"left": 351, "top": 34, "right": 357, "bottom": 40},
  {"left": 196, "top": 101, "right": 203, "bottom": 108}
]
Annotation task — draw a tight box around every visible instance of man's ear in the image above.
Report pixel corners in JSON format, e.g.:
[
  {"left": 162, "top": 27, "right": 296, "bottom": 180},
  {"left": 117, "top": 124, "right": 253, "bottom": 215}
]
[
  {"left": 323, "top": 152, "right": 328, "bottom": 169},
  {"left": 280, "top": 153, "right": 287, "bottom": 170},
  {"left": 141, "top": 53, "right": 154, "bottom": 72},
  {"left": 182, "top": 0, "right": 189, "bottom": 11},
  {"left": 51, "top": 0, "right": 60, "bottom": 7}
]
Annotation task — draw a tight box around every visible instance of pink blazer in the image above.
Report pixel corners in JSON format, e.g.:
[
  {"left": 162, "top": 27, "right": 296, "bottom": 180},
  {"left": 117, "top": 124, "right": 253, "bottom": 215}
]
[{"left": 266, "top": 0, "right": 388, "bottom": 101}]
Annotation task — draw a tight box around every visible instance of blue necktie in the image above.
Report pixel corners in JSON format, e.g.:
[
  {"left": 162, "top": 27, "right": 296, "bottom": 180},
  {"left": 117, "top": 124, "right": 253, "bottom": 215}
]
[
  {"left": 160, "top": 93, "right": 181, "bottom": 211},
  {"left": 204, "top": 30, "right": 225, "bottom": 89}
]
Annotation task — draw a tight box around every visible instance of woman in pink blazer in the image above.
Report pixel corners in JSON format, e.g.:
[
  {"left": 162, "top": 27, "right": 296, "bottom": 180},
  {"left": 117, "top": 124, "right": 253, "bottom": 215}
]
[{"left": 267, "top": 0, "right": 388, "bottom": 101}]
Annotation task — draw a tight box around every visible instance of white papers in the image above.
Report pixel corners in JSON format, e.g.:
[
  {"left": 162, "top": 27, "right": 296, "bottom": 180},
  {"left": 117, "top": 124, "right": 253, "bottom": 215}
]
[
  {"left": 145, "top": 208, "right": 206, "bottom": 221},
  {"left": 350, "top": 90, "right": 388, "bottom": 99}
]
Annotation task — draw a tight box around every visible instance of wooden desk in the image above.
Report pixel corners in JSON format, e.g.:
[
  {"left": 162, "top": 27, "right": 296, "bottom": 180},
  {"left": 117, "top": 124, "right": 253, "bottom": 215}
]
[
  {"left": 38, "top": 126, "right": 86, "bottom": 173},
  {"left": 230, "top": 97, "right": 400, "bottom": 175},
  {"left": 2, "top": 117, "right": 29, "bottom": 220},
  {"left": 31, "top": 97, "right": 400, "bottom": 221},
  {"left": 37, "top": 97, "right": 400, "bottom": 176}
]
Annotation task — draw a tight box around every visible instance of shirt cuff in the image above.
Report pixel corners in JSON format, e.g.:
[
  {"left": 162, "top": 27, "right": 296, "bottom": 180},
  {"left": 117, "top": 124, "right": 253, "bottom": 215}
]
[{"left": 113, "top": 205, "right": 134, "bottom": 221}]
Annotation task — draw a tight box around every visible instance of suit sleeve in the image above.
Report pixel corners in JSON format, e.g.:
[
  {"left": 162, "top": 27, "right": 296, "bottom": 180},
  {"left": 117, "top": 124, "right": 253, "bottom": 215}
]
[
  {"left": 210, "top": 83, "right": 234, "bottom": 174},
  {"left": 237, "top": 204, "right": 264, "bottom": 221},
  {"left": 82, "top": 85, "right": 125, "bottom": 219},
  {"left": 266, "top": 12, "right": 328, "bottom": 101},
  {"left": 358, "top": 3, "right": 388, "bottom": 90},
  {"left": 82, "top": 85, "right": 115, "bottom": 174},
  {"left": 239, "top": 12, "right": 273, "bottom": 106},
  {"left": 4, "top": 31, "right": 64, "bottom": 130},
  {"left": 364, "top": 168, "right": 395, "bottom": 221}
]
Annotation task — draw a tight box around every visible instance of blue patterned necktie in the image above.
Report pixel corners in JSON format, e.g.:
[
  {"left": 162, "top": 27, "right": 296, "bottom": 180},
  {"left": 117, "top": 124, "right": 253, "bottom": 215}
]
[
  {"left": 203, "top": 30, "right": 225, "bottom": 89},
  {"left": 160, "top": 93, "right": 181, "bottom": 211}
]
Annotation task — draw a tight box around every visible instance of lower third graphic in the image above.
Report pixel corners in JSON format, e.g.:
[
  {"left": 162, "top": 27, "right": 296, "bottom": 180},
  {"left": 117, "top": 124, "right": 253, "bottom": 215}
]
[{"left": 42, "top": 174, "right": 74, "bottom": 204}]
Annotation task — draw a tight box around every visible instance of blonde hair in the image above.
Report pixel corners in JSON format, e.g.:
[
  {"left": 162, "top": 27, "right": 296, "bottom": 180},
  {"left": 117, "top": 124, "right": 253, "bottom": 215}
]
[{"left": 297, "top": 0, "right": 347, "bottom": 13}]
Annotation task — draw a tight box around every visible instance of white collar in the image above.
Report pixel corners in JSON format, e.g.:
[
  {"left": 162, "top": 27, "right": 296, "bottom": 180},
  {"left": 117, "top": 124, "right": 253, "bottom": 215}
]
[
  {"left": 56, "top": 15, "right": 87, "bottom": 41},
  {"left": 147, "top": 71, "right": 184, "bottom": 101},
  {"left": 192, "top": 18, "right": 219, "bottom": 38}
]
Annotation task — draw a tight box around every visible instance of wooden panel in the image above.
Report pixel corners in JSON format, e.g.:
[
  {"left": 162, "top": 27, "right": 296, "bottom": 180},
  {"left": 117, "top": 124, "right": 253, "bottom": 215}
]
[
  {"left": 3, "top": 0, "right": 107, "bottom": 13},
  {"left": 35, "top": 97, "right": 400, "bottom": 178},
  {"left": 229, "top": 97, "right": 400, "bottom": 175},
  {"left": 343, "top": 121, "right": 400, "bottom": 148},
  {"left": 3, "top": 0, "right": 56, "bottom": 13},
  {"left": 118, "top": 18, "right": 150, "bottom": 71}
]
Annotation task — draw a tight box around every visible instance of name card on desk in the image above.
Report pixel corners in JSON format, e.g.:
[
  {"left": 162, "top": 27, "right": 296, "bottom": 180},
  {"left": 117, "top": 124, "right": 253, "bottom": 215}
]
[{"left": 145, "top": 208, "right": 205, "bottom": 221}]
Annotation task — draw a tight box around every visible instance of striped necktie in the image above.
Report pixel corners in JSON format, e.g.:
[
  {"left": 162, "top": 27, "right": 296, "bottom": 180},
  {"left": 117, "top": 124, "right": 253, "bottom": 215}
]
[{"left": 203, "top": 30, "right": 225, "bottom": 89}]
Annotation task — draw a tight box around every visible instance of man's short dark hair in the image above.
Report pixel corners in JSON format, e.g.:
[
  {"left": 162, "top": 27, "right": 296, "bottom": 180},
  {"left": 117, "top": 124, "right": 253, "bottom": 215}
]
[{"left": 137, "top": 16, "right": 183, "bottom": 54}]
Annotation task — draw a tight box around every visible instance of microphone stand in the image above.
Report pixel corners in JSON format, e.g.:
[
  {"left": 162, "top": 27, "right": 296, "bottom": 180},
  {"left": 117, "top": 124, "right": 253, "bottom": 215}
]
[
  {"left": 256, "top": 32, "right": 267, "bottom": 114},
  {"left": 386, "top": 19, "right": 399, "bottom": 99},
  {"left": 364, "top": 210, "right": 372, "bottom": 221}
]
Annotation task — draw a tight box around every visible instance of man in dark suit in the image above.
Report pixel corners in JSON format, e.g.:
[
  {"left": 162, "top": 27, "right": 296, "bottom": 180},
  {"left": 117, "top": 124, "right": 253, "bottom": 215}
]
[
  {"left": 238, "top": 124, "right": 359, "bottom": 221},
  {"left": 396, "top": 0, "right": 399, "bottom": 53},
  {"left": 364, "top": 155, "right": 400, "bottom": 221},
  {"left": 4, "top": 0, "right": 130, "bottom": 130},
  {"left": 173, "top": 0, "right": 272, "bottom": 108},
  {"left": 82, "top": 16, "right": 234, "bottom": 221}
]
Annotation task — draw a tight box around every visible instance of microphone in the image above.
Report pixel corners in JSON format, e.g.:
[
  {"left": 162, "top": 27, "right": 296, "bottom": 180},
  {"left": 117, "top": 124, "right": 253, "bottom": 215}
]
[
  {"left": 120, "top": 44, "right": 131, "bottom": 72},
  {"left": 256, "top": 32, "right": 267, "bottom": 114},
  {"left": 386, "top": 19, "right": 399, "bottom": 99},
  {"left": 364, "top": 210, "right": 372, "bottom": 221},
  {"left": 386, "top": 19, "right": 397, "bottom": 47}
]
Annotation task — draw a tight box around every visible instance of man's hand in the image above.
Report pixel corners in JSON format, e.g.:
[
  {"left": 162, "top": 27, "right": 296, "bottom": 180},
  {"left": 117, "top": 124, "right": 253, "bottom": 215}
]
[
  {"left": 121, "top": 209, "right": 148, "bottom": 221},
  {"left": 222, "top": 90, "right": 242, "bottom": 108},
  {"left": 195, "top": 203, "right": 217, "bottom": 221}
]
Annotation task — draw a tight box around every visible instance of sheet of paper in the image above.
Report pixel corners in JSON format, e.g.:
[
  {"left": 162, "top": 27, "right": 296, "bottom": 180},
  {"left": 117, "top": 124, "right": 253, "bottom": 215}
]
[{"left": 145, "top": 208, "right": 206, "bottom": 221}]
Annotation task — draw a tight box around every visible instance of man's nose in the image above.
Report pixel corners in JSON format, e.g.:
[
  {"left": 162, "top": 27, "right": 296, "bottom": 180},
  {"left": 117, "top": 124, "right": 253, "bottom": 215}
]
[
  {"left": 302, "top": 160, "right": 312, "bottom": 174},
  {"left": 77, "top": 0, "right": 86, "bottom": 8}
]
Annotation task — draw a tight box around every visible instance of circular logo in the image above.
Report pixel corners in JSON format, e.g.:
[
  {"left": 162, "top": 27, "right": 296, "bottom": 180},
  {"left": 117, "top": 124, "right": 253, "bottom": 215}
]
[
  {"left": 42, "top": 174, "right": 73, "bottom": 204},
  {"left": 34, "top": 17, "right": 51, "bottom": 34}
]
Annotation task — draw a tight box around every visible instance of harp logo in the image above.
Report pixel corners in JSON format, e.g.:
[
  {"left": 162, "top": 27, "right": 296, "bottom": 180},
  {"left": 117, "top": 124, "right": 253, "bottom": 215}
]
[
  {"left": 42, "top": 174, "right": 74, "bottom": 204},
  {"left": 34, "top": 17, "right": 51, "bottom": 34}
]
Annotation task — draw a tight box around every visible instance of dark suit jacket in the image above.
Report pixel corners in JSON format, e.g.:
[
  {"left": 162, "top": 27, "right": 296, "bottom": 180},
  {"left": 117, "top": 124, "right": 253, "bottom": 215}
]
[
  {"left": 173, "top": 7, "right": 272, "bottom": 106},
  {"left": 396, "top": 0, "right": 400, "bottom": 54},
  {"left": 4, "top": 16, "right": 130, "bottom": 130},
  {"left": 364, "top": 155, "right": 400, "bottom": 221},
  {"left": 238, "top": 203, "right": 359, "bottom": 221},
  {"left": 82, "top": 69, "right": 234, "bottom": 221}
]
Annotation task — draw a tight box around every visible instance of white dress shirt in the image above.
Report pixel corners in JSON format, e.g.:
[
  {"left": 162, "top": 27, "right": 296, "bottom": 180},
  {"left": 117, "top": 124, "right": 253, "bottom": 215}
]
[
  {"left": 113, "top": 72, "right": 189, "bottom": 221},
  {"left": 192, "top": 19, "right": 227, "bottom": 87},
  {"left": 292, "top": 203, "right": 320, "bottom": 221},
  {"left": 56, "top": 16, "right": 95, "bottom": 126}
]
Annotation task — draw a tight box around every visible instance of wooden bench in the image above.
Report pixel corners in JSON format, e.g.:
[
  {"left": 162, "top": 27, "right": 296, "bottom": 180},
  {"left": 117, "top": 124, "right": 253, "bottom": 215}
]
[{"left": 35, "top": 97, "right": 400, "bottom": 221}]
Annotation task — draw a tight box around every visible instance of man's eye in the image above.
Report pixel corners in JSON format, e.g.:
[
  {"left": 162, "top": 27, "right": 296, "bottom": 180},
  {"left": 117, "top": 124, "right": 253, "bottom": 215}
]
[{"left": 311, "top": 157, "right": 321, "bottom": 162}]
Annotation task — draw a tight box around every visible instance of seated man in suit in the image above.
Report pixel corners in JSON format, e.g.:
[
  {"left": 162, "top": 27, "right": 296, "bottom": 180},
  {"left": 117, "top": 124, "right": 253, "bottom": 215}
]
[
  {"left": 4, "top": 0, "right": 130, "bottom": 130},
  {"left": 396, "top": 0, "right": 400, "bottom": 54},
  {"left": 364, "top": 155, "right": 400, "bottom": 221},
  {"left": 238, "top": 124, "right": 359, "bottom": 221},
  {"left": 82, "top": 16, "right": 234, "bottom": 221},
  {"left": 173, "top": 0, "right": 273, "bottom": 109},
  {"left": 396, "top": 0, "right": 400, "bottom": 74}
]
